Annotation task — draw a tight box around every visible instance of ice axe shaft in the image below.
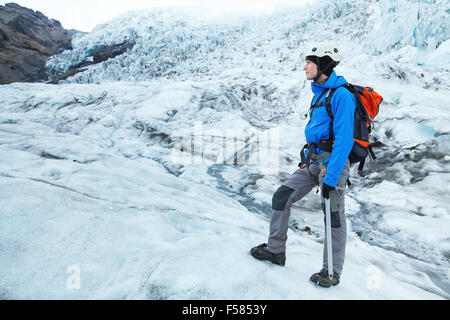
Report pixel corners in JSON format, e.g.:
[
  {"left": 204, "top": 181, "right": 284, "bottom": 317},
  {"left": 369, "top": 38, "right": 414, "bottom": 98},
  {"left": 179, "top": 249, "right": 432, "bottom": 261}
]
[{"left": 325, "top": 197, "right": 334, "bottom": 280}]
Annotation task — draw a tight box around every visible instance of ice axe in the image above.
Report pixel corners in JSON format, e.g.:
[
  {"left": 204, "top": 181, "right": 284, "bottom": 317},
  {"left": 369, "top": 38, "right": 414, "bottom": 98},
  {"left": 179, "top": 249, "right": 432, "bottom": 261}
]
[
  {"left": 325, "top": 196, "right": 334, "bottom": 280},
  {"left": 318, "top": 159, "right": 334, "bottom": 280}
]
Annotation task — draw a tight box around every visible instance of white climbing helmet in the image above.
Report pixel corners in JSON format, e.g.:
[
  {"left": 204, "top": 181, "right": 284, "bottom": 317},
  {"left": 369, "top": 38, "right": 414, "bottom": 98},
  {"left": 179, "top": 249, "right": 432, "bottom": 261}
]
[{"left": 305, "top": 42, "right": 342, "bottom": 63}]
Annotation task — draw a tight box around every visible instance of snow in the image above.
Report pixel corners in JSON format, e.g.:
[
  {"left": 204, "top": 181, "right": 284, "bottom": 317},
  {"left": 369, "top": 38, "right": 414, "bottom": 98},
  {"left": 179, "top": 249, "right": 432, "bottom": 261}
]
[{"left": 1, "top": 0, "right": 449, "bottom": 300}]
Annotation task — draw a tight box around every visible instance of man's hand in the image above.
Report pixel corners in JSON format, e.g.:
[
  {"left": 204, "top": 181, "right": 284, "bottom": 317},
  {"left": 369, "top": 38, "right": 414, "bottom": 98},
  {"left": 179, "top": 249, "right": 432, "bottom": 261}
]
[{"left": 322, "top": 182, "right": 335, "bottom": 199}]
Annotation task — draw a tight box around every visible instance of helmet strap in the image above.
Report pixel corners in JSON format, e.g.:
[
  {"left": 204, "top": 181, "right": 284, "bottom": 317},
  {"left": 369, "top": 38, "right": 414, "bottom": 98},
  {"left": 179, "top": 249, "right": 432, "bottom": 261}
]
[
  {"left": 313, "top": 70, "right": 322, "bottom": 82},
  {"left": 314, "top": 60, "right": 336, "bottom": 83},
  {"left": 313, "top": 56, "right": 322, "bottom": 82}
]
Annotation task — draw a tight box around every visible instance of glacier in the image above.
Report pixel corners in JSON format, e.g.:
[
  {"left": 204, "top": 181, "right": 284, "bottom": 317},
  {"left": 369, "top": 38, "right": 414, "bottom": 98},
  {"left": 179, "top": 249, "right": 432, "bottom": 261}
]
[{"left": 0, "top": 0, "right": 449, "bottom": 299}]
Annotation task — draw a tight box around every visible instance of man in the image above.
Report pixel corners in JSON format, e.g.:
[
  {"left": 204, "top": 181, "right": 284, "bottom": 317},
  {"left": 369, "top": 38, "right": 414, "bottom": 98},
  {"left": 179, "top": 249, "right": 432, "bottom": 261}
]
[{"left": 250, "top": 42, "right": 356, "bottom": 288}]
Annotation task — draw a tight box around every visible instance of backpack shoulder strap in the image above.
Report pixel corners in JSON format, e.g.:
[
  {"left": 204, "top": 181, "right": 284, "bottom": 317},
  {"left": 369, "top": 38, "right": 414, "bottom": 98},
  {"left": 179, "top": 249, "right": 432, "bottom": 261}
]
[
  {"left": 324, "top": 88, "right": 338, "bottom": 117},
  {"left": 310, "top": 89, "right": 330, "bottom": 109},
  {"left": 342, "top": 82, "right": 355, "bottom": 94},
  {"left": 324, "top": 85, "right": 346, "bottom": 141}
]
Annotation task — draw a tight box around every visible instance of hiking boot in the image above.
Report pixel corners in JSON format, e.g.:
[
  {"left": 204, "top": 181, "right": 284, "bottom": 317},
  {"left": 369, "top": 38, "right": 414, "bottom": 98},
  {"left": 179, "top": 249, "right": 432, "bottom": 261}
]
[
  {"left": 309, "top": 268, "right": 329, "bottom": 283},
  {"left": 310, "top": 268, "right": 340, "bottom": 288},
  {"left": 250, "top": 243, "right": 286, "bottom": 266}
]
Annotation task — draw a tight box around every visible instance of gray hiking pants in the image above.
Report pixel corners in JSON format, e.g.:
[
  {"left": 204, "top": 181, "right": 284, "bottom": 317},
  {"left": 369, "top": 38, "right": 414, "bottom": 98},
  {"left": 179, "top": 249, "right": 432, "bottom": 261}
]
[{"left": 267, "top": 161, "right": 350, "bottom": 275}]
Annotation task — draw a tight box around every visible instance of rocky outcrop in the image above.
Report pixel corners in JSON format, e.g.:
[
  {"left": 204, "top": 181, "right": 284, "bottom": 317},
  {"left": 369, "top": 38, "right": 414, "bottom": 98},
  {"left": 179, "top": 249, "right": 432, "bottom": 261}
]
[
  {"left": 92, "top": 41, "right": 136, "bottom": 64},
  {"left": 0, "top": 2, "right": 82, "bottom": 84}
]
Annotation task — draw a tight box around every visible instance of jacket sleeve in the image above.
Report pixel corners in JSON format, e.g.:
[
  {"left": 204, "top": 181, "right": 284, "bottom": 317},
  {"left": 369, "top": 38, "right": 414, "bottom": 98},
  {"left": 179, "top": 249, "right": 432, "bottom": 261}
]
[{"left": 323, "top": 88, "right": 355, "bottom": 187}]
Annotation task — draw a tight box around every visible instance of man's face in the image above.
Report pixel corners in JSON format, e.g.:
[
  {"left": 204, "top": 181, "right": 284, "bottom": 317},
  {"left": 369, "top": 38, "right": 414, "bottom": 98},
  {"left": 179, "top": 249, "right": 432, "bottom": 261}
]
[{"left": 304, "top": 59, "right": 318, "bottom": 81}]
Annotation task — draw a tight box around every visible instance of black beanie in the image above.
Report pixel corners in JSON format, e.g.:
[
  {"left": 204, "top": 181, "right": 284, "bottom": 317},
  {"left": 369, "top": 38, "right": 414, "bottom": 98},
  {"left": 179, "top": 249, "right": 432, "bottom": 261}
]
[{"left": 306, "top": 55, "right": 336, "bottom": 77}]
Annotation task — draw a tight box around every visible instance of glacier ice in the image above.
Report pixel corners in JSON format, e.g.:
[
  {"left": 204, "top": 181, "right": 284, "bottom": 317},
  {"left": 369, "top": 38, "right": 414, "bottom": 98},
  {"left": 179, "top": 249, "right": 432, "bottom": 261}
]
[{"left": 0, "top": 0, "right": 449, "bottom": 299}]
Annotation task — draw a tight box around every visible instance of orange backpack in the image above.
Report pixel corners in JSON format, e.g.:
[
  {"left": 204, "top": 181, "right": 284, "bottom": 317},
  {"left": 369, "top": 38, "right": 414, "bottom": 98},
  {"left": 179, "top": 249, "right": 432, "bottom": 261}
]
[{"left": 325, "top": 83, "right": 383, "bottom": 171}]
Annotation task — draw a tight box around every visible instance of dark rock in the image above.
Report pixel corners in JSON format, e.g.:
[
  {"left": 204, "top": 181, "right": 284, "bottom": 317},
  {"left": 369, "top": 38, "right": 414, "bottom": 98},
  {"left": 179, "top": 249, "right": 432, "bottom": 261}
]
[
  {"left": 40, "top": 151, "right": 65, "bottom": 160},
  {"left": 0, "top": 2, "right": 83, "bottom": 84},
  {"left": 50, "top": 63, "right": 91, "bottom": 83},
  {"left": 51, "top": 40, "right": 135, "bottom": 83},
  {"left": 371, "top": 141, "right": 386, "bottom": 148},
  {"left": 93, "top": 41, "right": 135, "bottom": 64}
]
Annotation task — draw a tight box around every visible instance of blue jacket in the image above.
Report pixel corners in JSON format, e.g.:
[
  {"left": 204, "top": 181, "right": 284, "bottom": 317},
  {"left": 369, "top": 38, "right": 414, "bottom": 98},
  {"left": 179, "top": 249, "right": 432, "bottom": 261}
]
[{"left": 305, "top": 71, "right": 356, "bottom": 187}]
